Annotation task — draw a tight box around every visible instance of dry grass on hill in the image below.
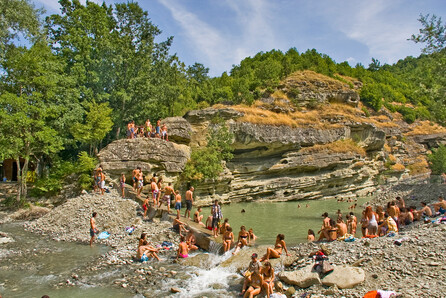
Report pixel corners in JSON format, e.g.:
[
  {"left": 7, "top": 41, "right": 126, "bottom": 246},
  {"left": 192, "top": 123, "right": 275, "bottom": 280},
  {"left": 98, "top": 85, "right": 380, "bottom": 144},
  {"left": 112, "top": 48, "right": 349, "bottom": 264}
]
[
  {"left": 284, "top": 70, "right": 352, "bottom": 91},
  {"left": 299, "top": 139, "right": 366, "bottom": 156},
  {"left": 405, "top": 121, "right": 446, "bottom": 136},
  {"left": 220, "top": 101, "right": 399, "bottom": 130}
]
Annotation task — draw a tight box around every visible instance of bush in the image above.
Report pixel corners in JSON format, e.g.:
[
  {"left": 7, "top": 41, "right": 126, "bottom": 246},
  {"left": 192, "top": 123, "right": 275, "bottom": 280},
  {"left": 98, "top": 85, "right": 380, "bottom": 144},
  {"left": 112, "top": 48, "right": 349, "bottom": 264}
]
[{"left": 428, "top": 145, "right": 446, "bottom": 174}]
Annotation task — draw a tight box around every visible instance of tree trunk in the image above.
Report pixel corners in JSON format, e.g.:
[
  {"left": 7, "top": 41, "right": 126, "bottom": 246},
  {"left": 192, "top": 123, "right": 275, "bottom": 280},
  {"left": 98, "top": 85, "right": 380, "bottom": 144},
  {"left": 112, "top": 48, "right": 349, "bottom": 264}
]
[
  {"left": 15, "top": 158, "right": 21, "bottom": 201},
  {"left": 20, "top": 158, "right": 29, "bottom": 199}
]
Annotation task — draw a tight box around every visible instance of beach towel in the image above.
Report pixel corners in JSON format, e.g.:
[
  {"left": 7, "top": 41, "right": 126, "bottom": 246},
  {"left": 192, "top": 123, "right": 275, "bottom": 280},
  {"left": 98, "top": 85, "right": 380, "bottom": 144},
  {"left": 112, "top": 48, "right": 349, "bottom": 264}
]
[{"left": 97, "top": 231, "right": 110, "bottom": 239}]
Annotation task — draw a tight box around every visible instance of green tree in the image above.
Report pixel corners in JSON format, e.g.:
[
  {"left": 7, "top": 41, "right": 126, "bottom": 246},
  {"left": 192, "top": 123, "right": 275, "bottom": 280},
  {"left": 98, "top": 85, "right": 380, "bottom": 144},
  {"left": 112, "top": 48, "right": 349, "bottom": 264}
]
[
  {"left": 428, "top": 145, "right": 446, "bottom": 174},
  {"left": 70, "top": 102, "right": 114, "bottom": 155},
  {"left": 410, "top": 14, "right": 446, "bottom": 54},
  {"left": 0, "top": 41, "right": 64, "bottom": 200}
]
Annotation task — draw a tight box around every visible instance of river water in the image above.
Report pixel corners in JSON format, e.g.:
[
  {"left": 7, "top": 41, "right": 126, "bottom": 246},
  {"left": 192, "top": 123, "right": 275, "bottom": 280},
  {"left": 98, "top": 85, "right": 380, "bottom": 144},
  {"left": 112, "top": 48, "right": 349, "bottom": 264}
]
[
  {"left": 202, "top": 197, "right": 370, "bottom": 245},
  {"left": 0, "top": 197, "right": 371, "bottom": 297}
]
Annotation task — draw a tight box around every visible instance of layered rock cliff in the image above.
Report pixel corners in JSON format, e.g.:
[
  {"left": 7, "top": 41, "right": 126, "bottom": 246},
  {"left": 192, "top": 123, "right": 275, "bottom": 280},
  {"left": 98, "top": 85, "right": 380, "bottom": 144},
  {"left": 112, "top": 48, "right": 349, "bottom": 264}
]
[{"left": 98, "top": 71, "right": 446, "bottom": 205}]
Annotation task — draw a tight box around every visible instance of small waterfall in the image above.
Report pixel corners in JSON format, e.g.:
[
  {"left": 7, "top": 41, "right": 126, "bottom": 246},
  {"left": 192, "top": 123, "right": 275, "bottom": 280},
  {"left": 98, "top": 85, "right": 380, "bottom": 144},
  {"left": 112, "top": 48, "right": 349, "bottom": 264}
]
[{"left": 208, "top": 240, "right": 223, "bottom": 255}]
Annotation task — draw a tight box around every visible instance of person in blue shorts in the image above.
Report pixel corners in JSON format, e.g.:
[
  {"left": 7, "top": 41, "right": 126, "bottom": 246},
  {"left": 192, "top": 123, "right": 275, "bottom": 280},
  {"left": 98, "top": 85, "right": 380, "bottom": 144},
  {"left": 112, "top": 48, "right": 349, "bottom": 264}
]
[{"left": 174, "top": 190, "right": 182, "bottom": 217}]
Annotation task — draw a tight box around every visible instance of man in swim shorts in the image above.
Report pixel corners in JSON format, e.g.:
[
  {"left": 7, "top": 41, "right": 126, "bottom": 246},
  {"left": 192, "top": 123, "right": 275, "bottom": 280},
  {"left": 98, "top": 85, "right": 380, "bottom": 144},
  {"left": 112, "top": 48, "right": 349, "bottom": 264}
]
[
  {"left": 162, "top": 182, "right": 174, "bottom": 212},
  {"left": 90, "top": 212, "right": 98, "bottom": 247},
  {"left": 212, "top": 200, "right": 222, "bottom": 237},
  {"left": 174, "top": 190, "right": 182, "bottom": 217},
  {"left": 151, "top": 177, "right": 159, "bottom": 205},
  {"left": 434, "top": 196, "right": 446, "bottom": 214},
  {"left": 184, "top": 186, "right": 194, "bottom": 219}
]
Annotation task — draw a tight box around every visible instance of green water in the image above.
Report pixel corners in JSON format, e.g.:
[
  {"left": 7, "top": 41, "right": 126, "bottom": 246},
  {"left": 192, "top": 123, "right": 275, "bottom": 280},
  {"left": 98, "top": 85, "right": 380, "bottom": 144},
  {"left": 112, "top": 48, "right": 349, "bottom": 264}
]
[
  {"left": 0, "top": 222, "right": 133, "bottom": 298},
  {"left": 202, "top": 197, "right": 371, "bottom": 246}
]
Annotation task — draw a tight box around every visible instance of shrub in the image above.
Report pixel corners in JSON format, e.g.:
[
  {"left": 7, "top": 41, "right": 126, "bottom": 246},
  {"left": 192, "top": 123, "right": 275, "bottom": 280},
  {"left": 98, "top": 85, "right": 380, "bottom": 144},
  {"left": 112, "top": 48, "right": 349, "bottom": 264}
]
[{"left": 428, "top": 145, "right": 446, "bottom": 174}]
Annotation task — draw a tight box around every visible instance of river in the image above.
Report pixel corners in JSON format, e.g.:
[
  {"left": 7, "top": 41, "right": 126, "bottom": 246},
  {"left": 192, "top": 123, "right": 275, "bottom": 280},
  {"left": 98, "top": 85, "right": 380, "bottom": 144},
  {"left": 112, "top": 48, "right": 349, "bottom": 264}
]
[{"left": 0, "top": 197, "right": 371, "bottom": 297}]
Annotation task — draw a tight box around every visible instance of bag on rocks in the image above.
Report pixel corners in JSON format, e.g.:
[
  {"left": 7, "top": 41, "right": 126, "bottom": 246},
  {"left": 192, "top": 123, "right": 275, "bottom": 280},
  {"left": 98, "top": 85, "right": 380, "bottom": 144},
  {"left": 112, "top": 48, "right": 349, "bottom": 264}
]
[{"left": 313, "top": 260, "right": 334, "bottom": 275}]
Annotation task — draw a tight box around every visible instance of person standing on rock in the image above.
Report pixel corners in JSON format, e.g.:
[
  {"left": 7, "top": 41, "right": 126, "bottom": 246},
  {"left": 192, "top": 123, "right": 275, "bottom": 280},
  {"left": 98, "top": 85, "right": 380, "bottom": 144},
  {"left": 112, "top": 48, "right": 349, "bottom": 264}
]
[
  {"left": 151, "top": 177, "right": 159, "bottom": 205},
  {"left": 132, "top": 167, "right": 140, "bottom": 191},
  {"left": 120, "top": 173, "right": 126, "bottom": 198},
  {"left": 174, "top": 190, "right": 182, "bottom": 217},
  {"left": 137, "top": 169, "right": 144, "bottom": 197},
  {"left": 211, "top": 200, "right": 222, "bottom": 237},
  {"left": 161, "top": 124, "right": 168, "bottom": 141},
  {"left": 317, "top": 212, "right": 330, "bottom": 241},
  {"left": 90, "top": 212, "right": 98, "bottom": 246},
  {"left": 98, "top": 169, "right": 105, "bottom": 195},
  {"left": 162, "top": 182, "right": 175, "bottom": 212},
  {"left": 184, "top": 186, "right": 194, "bottom": 219}
]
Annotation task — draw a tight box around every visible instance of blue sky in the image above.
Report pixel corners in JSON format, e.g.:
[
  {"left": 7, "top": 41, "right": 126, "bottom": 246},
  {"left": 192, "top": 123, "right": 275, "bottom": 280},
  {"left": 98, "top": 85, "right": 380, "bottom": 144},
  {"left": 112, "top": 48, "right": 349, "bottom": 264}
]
[{"left": 35, "top": 0, "right": 446, "bottom": 76}]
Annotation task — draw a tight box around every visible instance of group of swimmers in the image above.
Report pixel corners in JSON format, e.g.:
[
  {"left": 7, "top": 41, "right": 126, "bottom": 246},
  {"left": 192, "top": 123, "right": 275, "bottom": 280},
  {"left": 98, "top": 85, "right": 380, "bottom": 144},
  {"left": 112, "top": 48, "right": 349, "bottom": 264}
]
[
  {"left": 309, "top": 195, "right": 446, "bottom": 242},
  {"left": 126, "top": 119, "right": 168, "bottom": 140}
]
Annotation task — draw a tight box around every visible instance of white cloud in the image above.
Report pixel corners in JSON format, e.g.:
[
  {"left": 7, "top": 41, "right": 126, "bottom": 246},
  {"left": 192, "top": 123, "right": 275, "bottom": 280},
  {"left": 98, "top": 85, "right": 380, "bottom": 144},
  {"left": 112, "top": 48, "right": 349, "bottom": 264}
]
[
  {"left": 346, "top": 57, "right": 356, "bottom": 65},
  {"left": 36, "top": 0, "right": 103, "bottom": 13},
  {"left": 316, "top": 0, "right": 421, "bottom": 63},
  {"left": 158, "top": 0, "right": 279, "bottom": 74}
]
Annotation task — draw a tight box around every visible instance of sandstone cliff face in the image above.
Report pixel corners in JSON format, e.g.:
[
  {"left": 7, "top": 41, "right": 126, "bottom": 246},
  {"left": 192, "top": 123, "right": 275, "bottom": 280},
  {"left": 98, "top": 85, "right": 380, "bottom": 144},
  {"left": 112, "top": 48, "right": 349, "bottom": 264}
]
[{"left": 98, "top": 71, "right": 442, "bottom": 205}]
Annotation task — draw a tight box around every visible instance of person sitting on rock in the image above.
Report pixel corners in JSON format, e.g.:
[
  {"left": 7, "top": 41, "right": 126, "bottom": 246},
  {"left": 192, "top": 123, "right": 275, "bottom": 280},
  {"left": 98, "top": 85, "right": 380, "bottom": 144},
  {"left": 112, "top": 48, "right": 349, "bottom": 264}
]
[
  {"left": 244, "top": 267, "right": 263, "bottom": 298},
  {"left": 387, "top": 201, "right": 400, "bottom": 226},
  {"left": 395, "top": 196, "right": 405, "bottom": 209},
  {"left": 259, "top": 234, "right": 290, "bottom": 262},
  {"left": 398, "top": 207, "right": 413, "bottom": 226},
  {"left": 433, "top": 196, "right": 446, "bottom": 214},
  {"left": 222, "top": 226, "right": 234, "bottom": 253},
  {"left": 233, "top": 226, "right": 250, "bottom": 255},
  {"left": 194, "top": 207, "right": 205, "bottom": 226},
  {"left": 336, "top": 218, "right": 348, "bottom": 238},
  {"left": 378, "top": 213, "right": 398, "bottom": 235},
  {"left": 186, "top": 230, "right": 198, "bottom": 251},
  {"left": 261, "top": 261, "right": 275, "bottom": 298},
  {"left": 176, "top": 236, "right": 189, "bottom": 259},
  {"left": 413, "top": 202, "right": 433, "bottom": 220},
  {"left": 241, "top": 253, "right": 261, "bottom": 296},
  {"left": 136, "top": 240, "right": 160, "bottom": 262},
  {"left": 173, "top": 214, "right": 188, "bottom": 236}
]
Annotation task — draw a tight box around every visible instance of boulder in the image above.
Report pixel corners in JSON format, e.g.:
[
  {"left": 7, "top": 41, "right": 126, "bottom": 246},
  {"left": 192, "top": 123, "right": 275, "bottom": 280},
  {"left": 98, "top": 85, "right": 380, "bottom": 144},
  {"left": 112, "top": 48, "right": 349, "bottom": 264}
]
[
  {"left": 98, "top": 138, "right": 191, "bottom": 179},
  {"left": 161, "top": 117, "right": 191, "bottom": 144},
  {"left": 220, "top": 246, "right": 296, "bottom": 272},
  {"left": 321, "top": 265, "right": 365, "bottom": 289},
  {"left": 184, "top": 108, "right": 244, "bottom": 123},
  {"left": 277, "top": 265, "right": 321, "bottom": 288},
  {"left": 179, "top": 253, "right": 212, "bottom": 269}
]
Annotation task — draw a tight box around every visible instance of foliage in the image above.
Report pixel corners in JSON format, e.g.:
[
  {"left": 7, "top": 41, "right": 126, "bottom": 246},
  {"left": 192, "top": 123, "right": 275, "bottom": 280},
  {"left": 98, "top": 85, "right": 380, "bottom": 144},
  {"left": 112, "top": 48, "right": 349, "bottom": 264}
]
[
  {"left": 182, "top": 124, "right": 234, "bottom": 183},
  {"left": 428, "top": 145, "right": 446, "bottom": 174},
  {"left": 410, "top": 14, "right": 446, "bottom": 54}
]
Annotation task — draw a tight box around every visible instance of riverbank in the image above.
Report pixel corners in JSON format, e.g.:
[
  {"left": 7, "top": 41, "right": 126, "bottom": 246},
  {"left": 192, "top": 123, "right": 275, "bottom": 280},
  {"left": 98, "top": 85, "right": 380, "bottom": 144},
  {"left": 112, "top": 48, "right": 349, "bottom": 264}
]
[{"left": 2, "top": 181, "right": 445, "bottom": 297}]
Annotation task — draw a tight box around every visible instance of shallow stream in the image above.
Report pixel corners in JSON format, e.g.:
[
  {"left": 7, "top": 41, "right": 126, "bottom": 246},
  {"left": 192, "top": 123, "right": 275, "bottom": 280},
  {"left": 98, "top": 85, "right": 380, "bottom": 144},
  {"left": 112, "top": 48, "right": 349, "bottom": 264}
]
[{"left": 0, "top": 197, "right": 372, "bottom": 297}]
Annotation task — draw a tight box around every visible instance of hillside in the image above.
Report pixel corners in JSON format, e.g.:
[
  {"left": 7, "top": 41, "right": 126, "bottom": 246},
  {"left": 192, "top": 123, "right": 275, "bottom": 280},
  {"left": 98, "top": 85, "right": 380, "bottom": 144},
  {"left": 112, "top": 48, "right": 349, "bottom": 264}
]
[{"left": 98, "top": 70, "right": 446, "bottom": 205}]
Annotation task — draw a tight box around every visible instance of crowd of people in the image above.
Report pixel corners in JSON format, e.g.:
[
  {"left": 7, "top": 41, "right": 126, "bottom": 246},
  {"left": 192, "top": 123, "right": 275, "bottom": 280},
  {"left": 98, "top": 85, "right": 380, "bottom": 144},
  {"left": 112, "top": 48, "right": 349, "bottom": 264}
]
[
  {"left": 126, "top": 119, "right": 168, "bottom": 141},
  {"left": 310, "top": 195, "right": 446, "bottom": 242}
]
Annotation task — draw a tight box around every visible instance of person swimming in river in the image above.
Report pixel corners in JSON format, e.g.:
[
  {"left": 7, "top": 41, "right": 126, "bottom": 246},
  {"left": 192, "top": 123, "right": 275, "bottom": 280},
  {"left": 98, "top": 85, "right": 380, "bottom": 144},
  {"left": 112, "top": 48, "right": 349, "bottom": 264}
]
[
  {"left": 193, "top": 207, "right": 205, "bottom": 226},
  {"left": 177, "top": 236, "right": 189, "bottom": 259},
  {"left": 222, "top": 226, "right": 234, "bottom": 253},
  {"left": 259, "top": 234, "right": 290, "bottom": 262},
  {"left": 307, "top": 229, "right": 315, "bottom": 242},
  {"left": 233, "top": 226, "right": 250, "bottom": 255}
]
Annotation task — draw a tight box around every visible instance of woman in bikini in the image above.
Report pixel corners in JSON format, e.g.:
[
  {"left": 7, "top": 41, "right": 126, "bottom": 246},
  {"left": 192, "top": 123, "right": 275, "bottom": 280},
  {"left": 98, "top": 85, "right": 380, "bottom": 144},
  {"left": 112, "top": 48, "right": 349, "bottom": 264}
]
[
  {"left": 360, "top": 210, "right": 368, "bottom": 237},
  {"left": 261, "top": 261, "right": 275, "bottom": 297},
  {"left": 260, "top": 234, "right": 290, "bottom": 262},
  {"left": 244, "top": 268, "right": 263, "bottom": 298},
  {"left": 233, "top": 226, "right": 249, "bottom": 255},
  {"left": 222, "top": 226, "right": 234, "bottom": 253}
]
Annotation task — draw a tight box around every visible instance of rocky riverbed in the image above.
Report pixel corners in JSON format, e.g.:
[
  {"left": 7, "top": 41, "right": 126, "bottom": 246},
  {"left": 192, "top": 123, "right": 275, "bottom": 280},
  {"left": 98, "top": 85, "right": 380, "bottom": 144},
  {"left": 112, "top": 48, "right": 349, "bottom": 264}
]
[{"left": 1, "top": 181, "right": 444, "bottom": 297}]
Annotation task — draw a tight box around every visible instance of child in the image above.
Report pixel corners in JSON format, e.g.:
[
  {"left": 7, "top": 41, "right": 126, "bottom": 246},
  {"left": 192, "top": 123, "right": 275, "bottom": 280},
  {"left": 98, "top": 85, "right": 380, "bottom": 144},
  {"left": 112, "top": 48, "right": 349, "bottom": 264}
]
[
  {"left": 120, "top": 173, "right": 126, "bottom": 198},
  {"left": 143, "top": 196, "right": 149, "bottom": 220},
  {"left": 161, "top": 124, "right": 168, "bottom": 141}
]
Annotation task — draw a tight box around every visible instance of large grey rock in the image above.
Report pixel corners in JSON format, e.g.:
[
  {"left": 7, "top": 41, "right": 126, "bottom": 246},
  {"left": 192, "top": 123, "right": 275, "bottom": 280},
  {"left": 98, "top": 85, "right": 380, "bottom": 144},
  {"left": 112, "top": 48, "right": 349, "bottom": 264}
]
[
  {"left": 321, "top": 265, "right": 365, "bottom": 289},
  {"left": 98, "top": 138, "right": 191, "bottom": 179},
  {"left": 278, "top": 265, "right": 321, "bottom": 288},
  {"left": 161, "top": 117, "right": 191, "bottom": 144},
  {"left": 184, "top": 108, "right": 244, "bottom": 123}
]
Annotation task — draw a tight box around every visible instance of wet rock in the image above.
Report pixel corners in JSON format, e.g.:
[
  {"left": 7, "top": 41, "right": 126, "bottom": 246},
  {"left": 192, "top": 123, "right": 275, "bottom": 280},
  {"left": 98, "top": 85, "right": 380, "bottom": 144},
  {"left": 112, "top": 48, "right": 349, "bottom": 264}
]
[{"left": 285, "top": 286, "right": 296, "bottom": 297}]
